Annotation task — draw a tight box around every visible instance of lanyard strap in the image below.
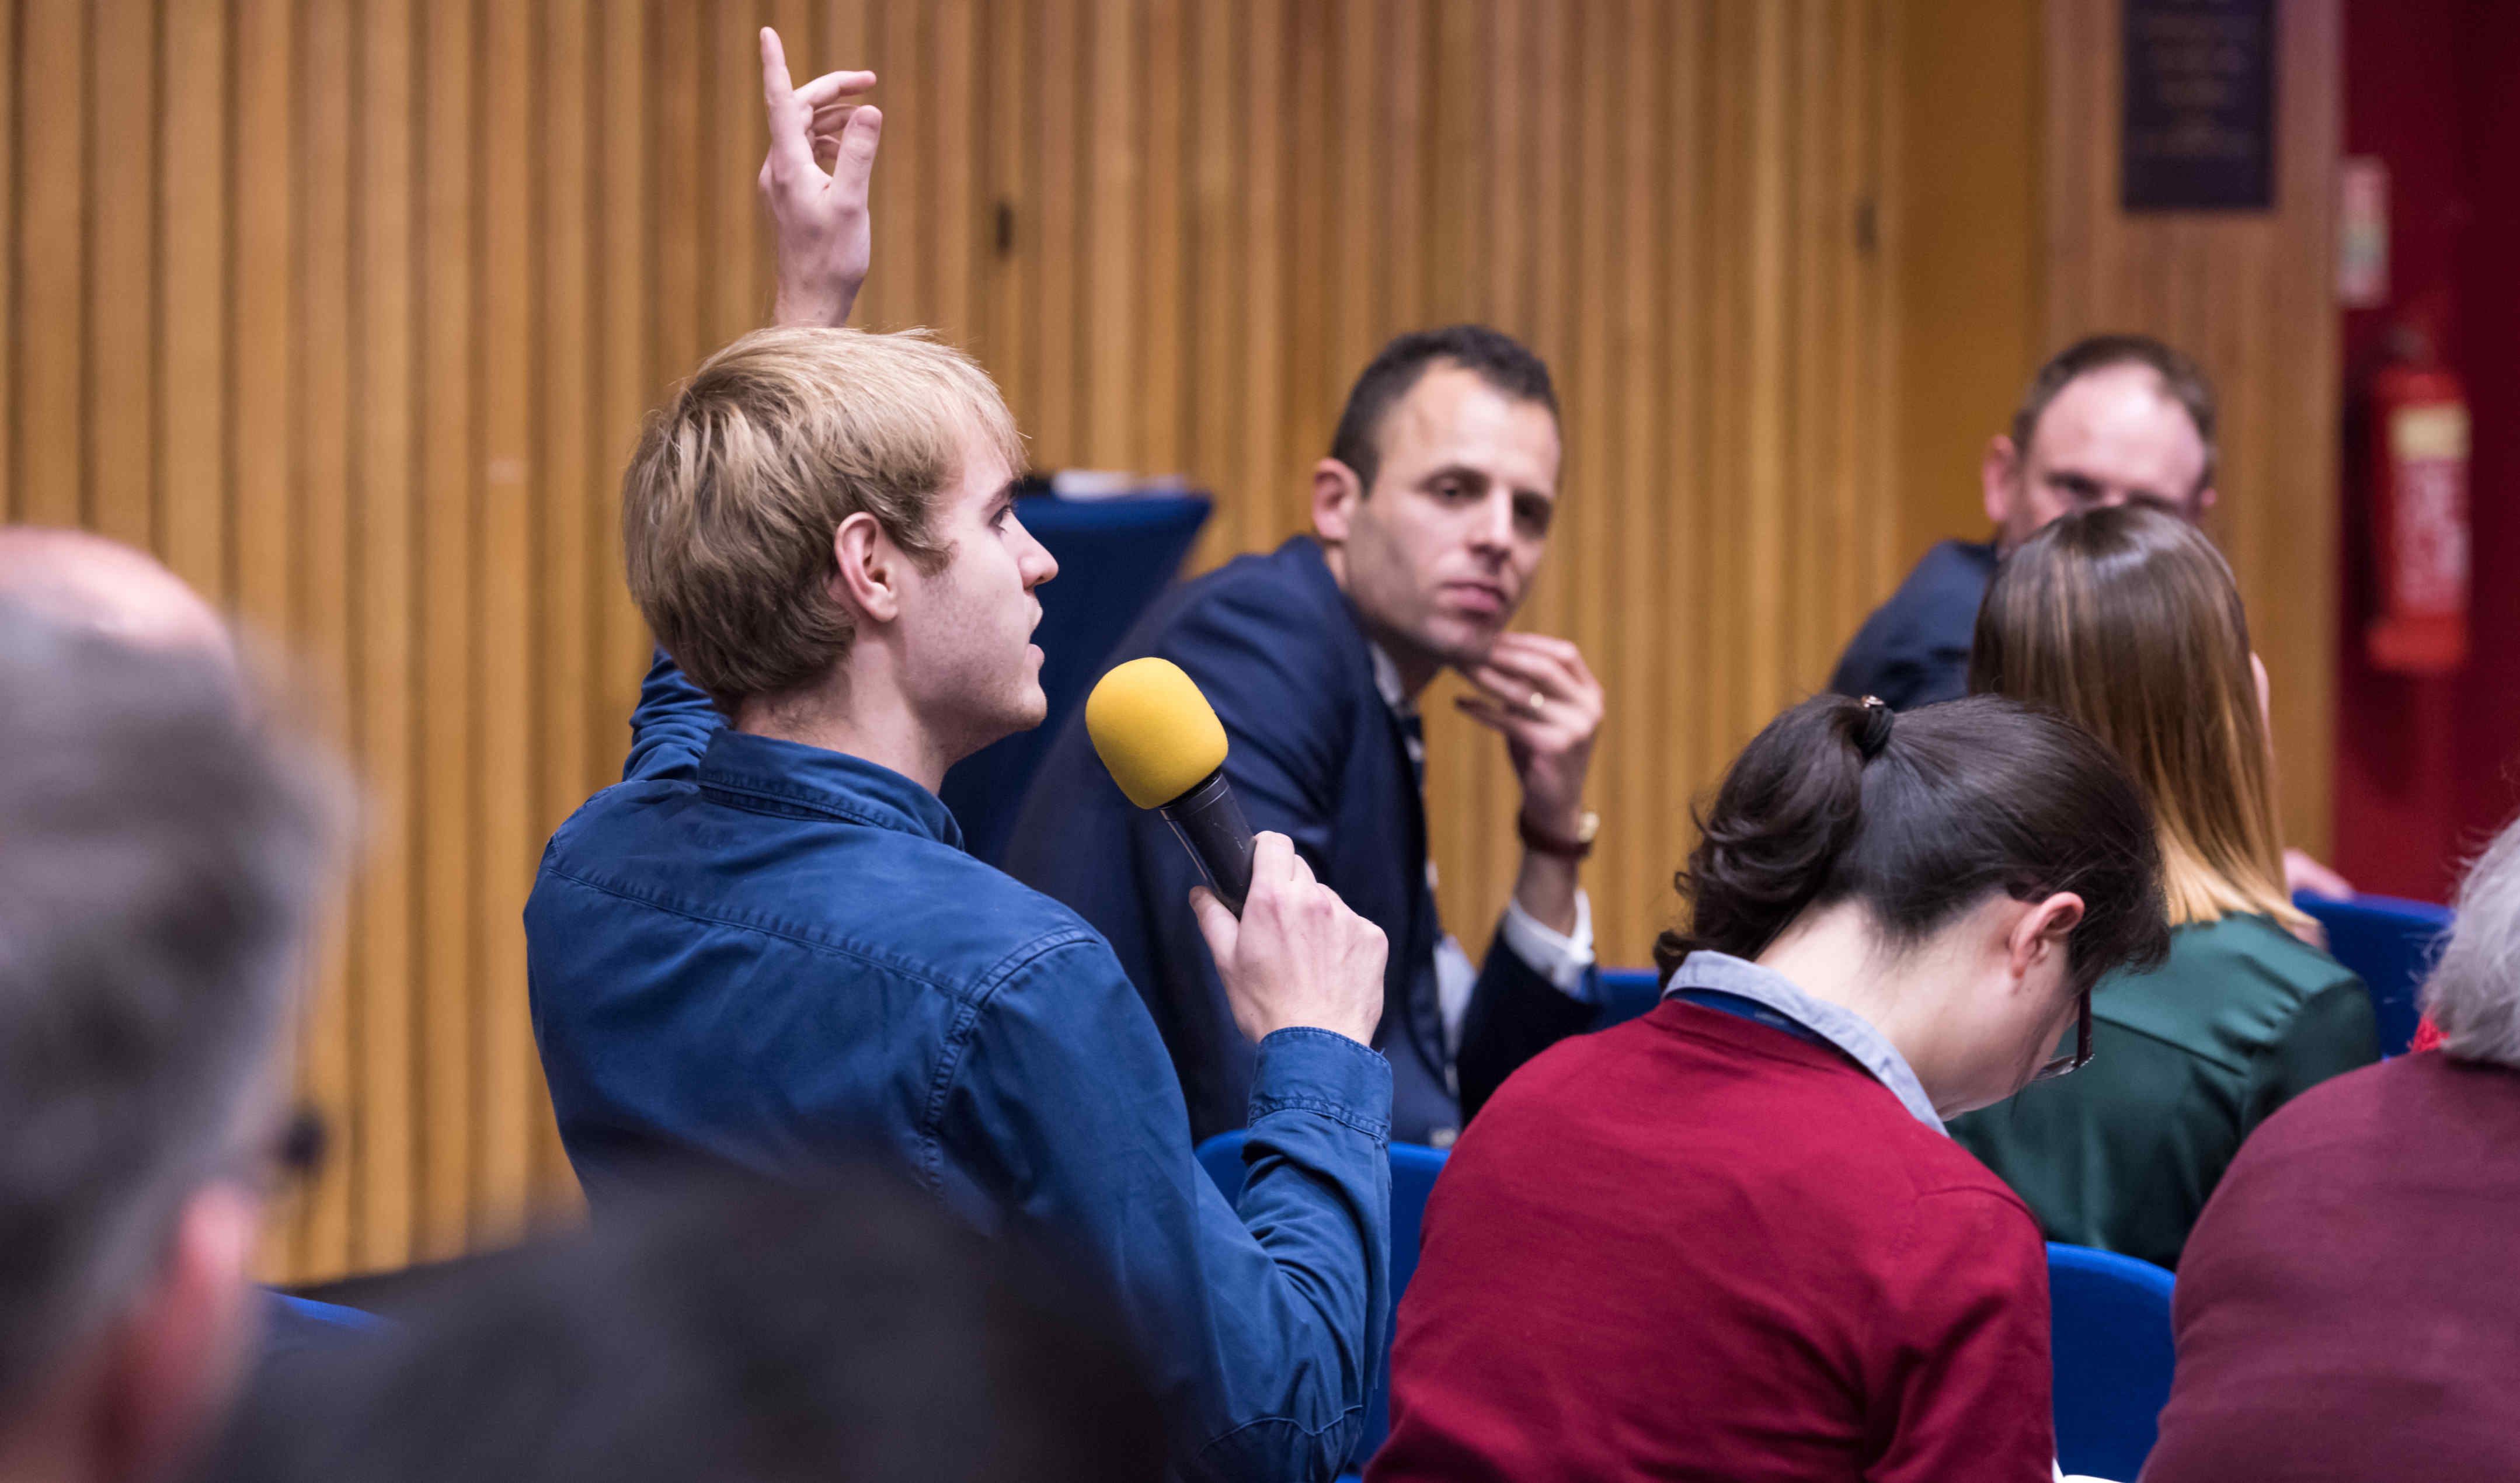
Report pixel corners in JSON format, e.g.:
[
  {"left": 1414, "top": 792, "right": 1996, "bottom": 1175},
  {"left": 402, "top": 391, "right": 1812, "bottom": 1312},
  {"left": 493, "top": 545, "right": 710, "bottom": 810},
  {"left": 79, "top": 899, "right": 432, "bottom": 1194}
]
[{"left": 1671, "top": 988, "right": 1830, "bottom": 1047}]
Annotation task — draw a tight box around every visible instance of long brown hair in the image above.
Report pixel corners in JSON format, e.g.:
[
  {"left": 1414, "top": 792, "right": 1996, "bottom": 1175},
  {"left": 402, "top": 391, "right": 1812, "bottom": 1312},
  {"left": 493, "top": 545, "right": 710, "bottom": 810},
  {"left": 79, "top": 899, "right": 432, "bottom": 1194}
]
[{"left": 1968, "top": 505, "right": 2306, "bottom": 932}]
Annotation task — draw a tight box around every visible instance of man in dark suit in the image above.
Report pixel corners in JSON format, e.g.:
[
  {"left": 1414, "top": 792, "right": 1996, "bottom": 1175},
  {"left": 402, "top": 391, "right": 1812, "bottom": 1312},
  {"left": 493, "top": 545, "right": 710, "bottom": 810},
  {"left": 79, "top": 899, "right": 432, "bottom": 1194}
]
[{"left": 1007, "top": 327, "right": 1606, "bottom": 1146}]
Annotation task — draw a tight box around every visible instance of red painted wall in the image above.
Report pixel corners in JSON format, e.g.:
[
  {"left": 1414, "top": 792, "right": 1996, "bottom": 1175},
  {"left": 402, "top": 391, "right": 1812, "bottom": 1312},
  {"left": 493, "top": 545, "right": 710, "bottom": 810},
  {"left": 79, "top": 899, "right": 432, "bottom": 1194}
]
[{"left": 2331, "top": 0, "right": 2520, "bottom": 901}]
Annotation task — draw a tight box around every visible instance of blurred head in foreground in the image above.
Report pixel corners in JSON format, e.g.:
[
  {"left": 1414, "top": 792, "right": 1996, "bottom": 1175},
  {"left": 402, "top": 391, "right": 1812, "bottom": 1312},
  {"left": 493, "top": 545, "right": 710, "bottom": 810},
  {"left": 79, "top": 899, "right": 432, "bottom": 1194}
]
[
  {"left": 0, "top": 527, "right": 233, "bottom": 659},
  {"left": 226, "top": 1167, "right": 1165, "bottom": 1483},
  {"left": 2421, "top": 817, "right": 2520, "bottom": 1070},
  {"left": 0, "top": 600, "right": 333, "bottom": 1483}
]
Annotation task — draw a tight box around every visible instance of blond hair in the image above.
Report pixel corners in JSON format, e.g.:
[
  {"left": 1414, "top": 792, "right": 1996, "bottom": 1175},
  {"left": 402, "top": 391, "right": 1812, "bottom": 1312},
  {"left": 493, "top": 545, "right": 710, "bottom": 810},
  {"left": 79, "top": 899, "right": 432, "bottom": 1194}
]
[
  {"left": 622, "top": 326, "right": 1023, "bottom": 708},
  {"left": 1969, "top": 504, "right": 2310, "bottom": 934}
]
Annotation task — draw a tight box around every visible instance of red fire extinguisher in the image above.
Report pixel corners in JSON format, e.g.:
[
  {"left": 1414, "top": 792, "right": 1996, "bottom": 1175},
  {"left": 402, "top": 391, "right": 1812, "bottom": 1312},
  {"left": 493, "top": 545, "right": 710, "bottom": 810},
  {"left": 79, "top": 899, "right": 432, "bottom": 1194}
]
[{"left": 2364, "top": 332, "right": 2470, "bottom": 674}]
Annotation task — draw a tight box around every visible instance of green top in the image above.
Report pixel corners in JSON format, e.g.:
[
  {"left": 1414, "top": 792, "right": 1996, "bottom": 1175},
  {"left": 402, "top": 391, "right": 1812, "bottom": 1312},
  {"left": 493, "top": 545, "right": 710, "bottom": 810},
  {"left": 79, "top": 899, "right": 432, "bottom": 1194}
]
[{"left": 1950, "top": 913, "right": 2379, "bottom": 1271}]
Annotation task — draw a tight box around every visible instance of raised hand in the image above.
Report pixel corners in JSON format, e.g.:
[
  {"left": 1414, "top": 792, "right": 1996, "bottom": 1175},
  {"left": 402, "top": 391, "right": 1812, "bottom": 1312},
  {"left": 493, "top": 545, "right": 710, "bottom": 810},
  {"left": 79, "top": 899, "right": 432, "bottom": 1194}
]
[{"left": 757, "top": 27, "right": 882, "bottom": 328}]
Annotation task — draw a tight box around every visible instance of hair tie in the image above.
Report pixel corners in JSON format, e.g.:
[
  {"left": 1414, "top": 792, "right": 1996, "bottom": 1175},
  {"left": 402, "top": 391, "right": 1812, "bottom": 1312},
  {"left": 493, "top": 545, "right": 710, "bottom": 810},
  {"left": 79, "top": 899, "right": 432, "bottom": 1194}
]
[{"left": 1854, "top": 696, "right": 1895, "bottom": 761}]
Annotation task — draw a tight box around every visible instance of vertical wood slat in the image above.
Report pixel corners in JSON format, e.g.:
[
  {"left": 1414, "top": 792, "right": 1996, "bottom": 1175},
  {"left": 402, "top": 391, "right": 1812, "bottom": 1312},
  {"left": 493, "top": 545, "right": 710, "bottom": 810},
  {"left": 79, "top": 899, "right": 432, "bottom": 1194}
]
[
  {"left": 1610, "top": 0, "right": 1665, "bottom": 960},
  {"left": 415, "top": 0, "right": 475, "bottom": 1262},
  {"left": 232, "top": 0, "right": 300, "bottom": 1282},
  {"left": 535, "top": 0, "right": 595, "bottom": 1209},
  {"left": 232, "top": 0, "right": 291, "bottom": 639},
  {"left": 89, "top": 0, "right": 154, "bottom": 548},
  {"left": 295, "top": 0, "right": 358, "bottom": 1278},
  {"left": 18, "top": 0, "right": 83, "bottom": 528},
  {"left": 352, "top": 0, "right": 419, "bottom": 1276},
  {"left": 981, "top": 0, "right": 1033, "bottom": 433},
  {"left": 1183, "top": 0, "right": 1237, "bottom": 568},
  {"left": 0, "top": 0, "right": 14, "bottom": 520},
  {"left": 477, "top": 0, "right": 537, "bottom": 1244},
  {"left": 1028, "top": 0, "right": 1081, "bottom": 467},
  {"left": 1084, "top": 0, "right": 1137, "bottom": 462},
  {"left": 593, "top": 0, "right": 650, "bottom": 785},
  {"left": 1233, "top": 0, "right": 1284, "bottom": 559},
  {"left": 928, "top": 0, "right": 980, "bottom": 347},
  {"left": 708, "top": 2, "right": 761, "bottom": 347},
  {"left": 1133, "top": 0, "right": 1184, "bottom": 475},
  {"left": 15, "top": 0, "right": 2340, "bottom": 1284}
]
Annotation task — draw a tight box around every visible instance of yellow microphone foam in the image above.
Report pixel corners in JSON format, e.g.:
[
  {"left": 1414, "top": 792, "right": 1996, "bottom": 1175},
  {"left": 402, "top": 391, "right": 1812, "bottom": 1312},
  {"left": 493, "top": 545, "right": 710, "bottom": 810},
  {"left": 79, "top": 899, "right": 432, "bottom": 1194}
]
[{"left": 1085, "top": 658, "right": 1229, "bottom": 810}]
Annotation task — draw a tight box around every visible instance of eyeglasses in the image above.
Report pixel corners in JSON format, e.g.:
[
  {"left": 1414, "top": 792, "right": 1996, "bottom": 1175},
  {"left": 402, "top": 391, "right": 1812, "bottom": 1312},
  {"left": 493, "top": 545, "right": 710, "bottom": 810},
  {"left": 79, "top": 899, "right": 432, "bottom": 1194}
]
[{"left": 2031, "top": 987, "right": 2094, "bottom": 1081}]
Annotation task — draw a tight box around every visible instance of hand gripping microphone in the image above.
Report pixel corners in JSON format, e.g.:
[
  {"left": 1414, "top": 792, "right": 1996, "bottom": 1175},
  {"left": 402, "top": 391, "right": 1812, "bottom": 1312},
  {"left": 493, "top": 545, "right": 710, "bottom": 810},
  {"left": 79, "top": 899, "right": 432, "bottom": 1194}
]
[{"left": 1085, "top": 658, "right": 1256, "bottom": 914}]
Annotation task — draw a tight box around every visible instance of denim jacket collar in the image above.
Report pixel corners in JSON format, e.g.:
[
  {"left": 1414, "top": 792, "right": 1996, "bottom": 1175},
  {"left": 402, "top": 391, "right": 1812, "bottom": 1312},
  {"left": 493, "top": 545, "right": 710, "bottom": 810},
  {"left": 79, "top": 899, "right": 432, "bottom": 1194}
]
[
  {"left": 695, "top": 729, "right": 966, "bottom": 851},
  {"left": 1663, "top": 950, "right": 1944, "bottom": 1134}
]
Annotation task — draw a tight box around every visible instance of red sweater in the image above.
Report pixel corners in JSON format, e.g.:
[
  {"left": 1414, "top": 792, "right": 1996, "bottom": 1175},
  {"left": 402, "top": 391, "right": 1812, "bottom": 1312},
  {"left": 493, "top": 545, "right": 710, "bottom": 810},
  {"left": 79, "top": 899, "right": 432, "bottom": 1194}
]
[
  {"left": 2141, "top": 1052, "right": 2520, "bottom": 1481},
  {"left": 1369, "top": 1000, "right": 2055, "bottom": 1483}
]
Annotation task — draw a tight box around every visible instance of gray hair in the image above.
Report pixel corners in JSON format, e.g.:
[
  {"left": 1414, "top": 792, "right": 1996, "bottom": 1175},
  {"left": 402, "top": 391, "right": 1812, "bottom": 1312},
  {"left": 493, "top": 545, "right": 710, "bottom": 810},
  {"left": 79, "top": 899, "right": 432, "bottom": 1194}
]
[
  {"left": 2420, "top": 816, "right": 2520, "bottom": 1070},
  {"left": 0, "top": 604, "right": 334, "bottom": 1413}
]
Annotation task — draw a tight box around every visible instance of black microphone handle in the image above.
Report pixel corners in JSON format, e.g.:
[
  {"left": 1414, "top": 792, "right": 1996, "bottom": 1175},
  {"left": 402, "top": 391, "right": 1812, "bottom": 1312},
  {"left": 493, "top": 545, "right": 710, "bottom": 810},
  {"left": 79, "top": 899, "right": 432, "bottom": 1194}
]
[{"left": 1159, "top": 767, "right": 1256, "bottom": 916}]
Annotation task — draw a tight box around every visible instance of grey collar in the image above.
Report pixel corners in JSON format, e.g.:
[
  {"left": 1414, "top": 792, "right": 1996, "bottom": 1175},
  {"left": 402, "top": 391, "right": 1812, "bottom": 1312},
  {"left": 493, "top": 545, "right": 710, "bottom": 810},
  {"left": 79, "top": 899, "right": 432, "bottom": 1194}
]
[{"left": 1662, "top": 951, "right": 1945, "bottom": 1133}]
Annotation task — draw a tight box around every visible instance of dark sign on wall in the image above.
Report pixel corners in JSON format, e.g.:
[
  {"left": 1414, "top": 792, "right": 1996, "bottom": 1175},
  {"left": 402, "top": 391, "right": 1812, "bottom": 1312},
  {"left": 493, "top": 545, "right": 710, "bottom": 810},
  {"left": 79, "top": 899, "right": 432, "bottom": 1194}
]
[{"left": 2122, "top": 0, "right": 2276, "bottom": 211}]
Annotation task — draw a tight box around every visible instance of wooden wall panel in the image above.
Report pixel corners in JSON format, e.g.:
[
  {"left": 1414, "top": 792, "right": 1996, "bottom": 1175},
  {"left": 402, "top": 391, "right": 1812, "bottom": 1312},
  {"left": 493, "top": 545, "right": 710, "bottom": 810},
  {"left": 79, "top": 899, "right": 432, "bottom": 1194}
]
[
  {"left": 2, "top": 0, "right": 1908, "bottom": 1282},
  {"left": 2044, "top": 0, "right": 2341, "bottom": 856}
]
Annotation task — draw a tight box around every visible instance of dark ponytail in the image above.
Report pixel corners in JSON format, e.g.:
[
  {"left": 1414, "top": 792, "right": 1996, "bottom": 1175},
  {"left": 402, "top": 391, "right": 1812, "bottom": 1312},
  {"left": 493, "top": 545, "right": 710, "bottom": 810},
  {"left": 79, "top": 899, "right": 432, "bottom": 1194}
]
[{"left": 1654, "top": 694, "right": 2171, "bottom": 993}]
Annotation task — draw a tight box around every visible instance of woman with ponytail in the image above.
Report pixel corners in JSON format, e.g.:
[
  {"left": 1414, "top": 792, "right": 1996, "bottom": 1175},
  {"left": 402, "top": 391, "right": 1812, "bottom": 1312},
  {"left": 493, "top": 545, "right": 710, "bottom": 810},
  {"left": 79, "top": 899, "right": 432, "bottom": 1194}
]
[
  {"left": 1370, "top": 694, "right": 2170, "bottom": 1483},
  {"left": 1954, "top": 504, "right": 2380, "bottom": 1270}
]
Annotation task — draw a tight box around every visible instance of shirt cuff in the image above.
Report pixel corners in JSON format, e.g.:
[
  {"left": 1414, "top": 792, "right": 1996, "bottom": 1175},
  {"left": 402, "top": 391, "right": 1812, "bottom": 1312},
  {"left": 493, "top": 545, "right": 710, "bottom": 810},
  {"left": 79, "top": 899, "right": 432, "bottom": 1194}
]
[
  {"left": 1499, "top": 889, "right": 1596, "bottom": 998},
  {"left": 1247, "top": 1026, "right": 1393, "bottom": 1142}
]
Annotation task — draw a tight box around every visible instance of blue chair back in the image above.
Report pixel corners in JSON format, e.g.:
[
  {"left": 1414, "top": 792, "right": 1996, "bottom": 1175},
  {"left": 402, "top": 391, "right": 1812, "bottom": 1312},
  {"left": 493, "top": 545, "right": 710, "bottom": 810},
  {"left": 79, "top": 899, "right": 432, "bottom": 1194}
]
[
  {"left": 270, "top": 1292, "right": 390, "bottom": 1332},
  {"left": 1196, "top": 1130, "right": 1449, "bottom": 1473},
  {"left": 2295, "top": 891, "right": 2452, "bottom": 1056},
  {"left": 2047, "top": 1242, "right": 2175, "bottom": 1481}
]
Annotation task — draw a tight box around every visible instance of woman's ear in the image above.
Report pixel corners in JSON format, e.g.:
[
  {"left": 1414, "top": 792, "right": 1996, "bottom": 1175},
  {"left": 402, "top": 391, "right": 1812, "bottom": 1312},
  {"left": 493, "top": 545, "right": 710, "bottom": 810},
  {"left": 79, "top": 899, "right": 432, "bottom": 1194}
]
[
  {"left": 2006, "top": 892, "right": 2085, "bottom": 986},
  {"left": 830, "top": 511, "right": 902, "bottom": 624}
]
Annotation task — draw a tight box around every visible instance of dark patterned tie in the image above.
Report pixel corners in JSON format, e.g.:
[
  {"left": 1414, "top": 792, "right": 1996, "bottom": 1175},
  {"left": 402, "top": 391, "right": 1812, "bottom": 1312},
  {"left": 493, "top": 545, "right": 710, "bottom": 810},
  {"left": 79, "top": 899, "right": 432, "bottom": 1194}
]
[{"left": 1399, "top": 711, "right": 1426, "bottom": 792}]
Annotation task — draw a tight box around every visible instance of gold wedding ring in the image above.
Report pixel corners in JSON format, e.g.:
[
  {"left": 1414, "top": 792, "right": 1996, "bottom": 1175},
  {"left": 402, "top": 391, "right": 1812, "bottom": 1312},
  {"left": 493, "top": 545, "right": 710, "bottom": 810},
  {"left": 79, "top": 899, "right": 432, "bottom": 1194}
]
[{"left": 1523, "top": 688, "right": 1547, "bottom": 718}]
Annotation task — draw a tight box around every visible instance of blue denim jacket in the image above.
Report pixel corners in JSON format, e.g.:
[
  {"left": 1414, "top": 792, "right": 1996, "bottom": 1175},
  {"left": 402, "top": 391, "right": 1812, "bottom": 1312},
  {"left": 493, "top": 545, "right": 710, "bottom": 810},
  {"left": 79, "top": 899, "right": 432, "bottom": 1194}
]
[{"left": 525, "top": 655, "right": 1393, "bottom": 1482}]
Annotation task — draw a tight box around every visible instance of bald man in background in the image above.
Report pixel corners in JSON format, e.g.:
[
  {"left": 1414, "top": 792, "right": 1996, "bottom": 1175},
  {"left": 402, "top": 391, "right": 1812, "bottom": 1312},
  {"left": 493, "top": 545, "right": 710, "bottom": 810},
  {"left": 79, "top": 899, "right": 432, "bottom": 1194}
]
[{"left": 1830, "top": 336, "right": 2351, "bottom": 900}]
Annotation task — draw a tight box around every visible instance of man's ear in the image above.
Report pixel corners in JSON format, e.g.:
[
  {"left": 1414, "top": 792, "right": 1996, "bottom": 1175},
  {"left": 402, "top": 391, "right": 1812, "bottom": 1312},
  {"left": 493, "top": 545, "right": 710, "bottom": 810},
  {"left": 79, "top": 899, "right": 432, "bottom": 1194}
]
[
  {"left": 830, "top": 511, "right": 904, "bottom": 625},
  {"left": 2006, "top": 892, "right": 2086, "bottom": 987},
  {"left": 98, "top": 1182, "right": 262, "bottom": 1483},
  {"left": 2194, "top": 482, "right": 2219, "bottom": 516},
  {"left": 1310, "top": 458, "right": 1365, "bottom": 544},
  {"left": 1980, "top": 434, "right": 2022, "bottom": 529}
]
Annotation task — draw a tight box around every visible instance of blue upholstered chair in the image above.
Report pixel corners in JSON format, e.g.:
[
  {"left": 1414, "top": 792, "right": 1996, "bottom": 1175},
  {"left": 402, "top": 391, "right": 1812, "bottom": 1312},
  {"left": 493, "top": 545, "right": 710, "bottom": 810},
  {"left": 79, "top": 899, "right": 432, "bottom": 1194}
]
[
  {"left": 2047, "top": 1242, "right": 2176, "bottom": 1481},
  {"left": 1195, "top": 1130, "right": 1449, "bottom": 1475},
  {"left": 269, "top": 1291, "right": 389, "bottom": 1333},
  {"left": 2295, "top": 890, "right": 2453, "bottom": 1056},
  {"left": 1595, "top": 966, "right": 1663, "bottom": 1029}
]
